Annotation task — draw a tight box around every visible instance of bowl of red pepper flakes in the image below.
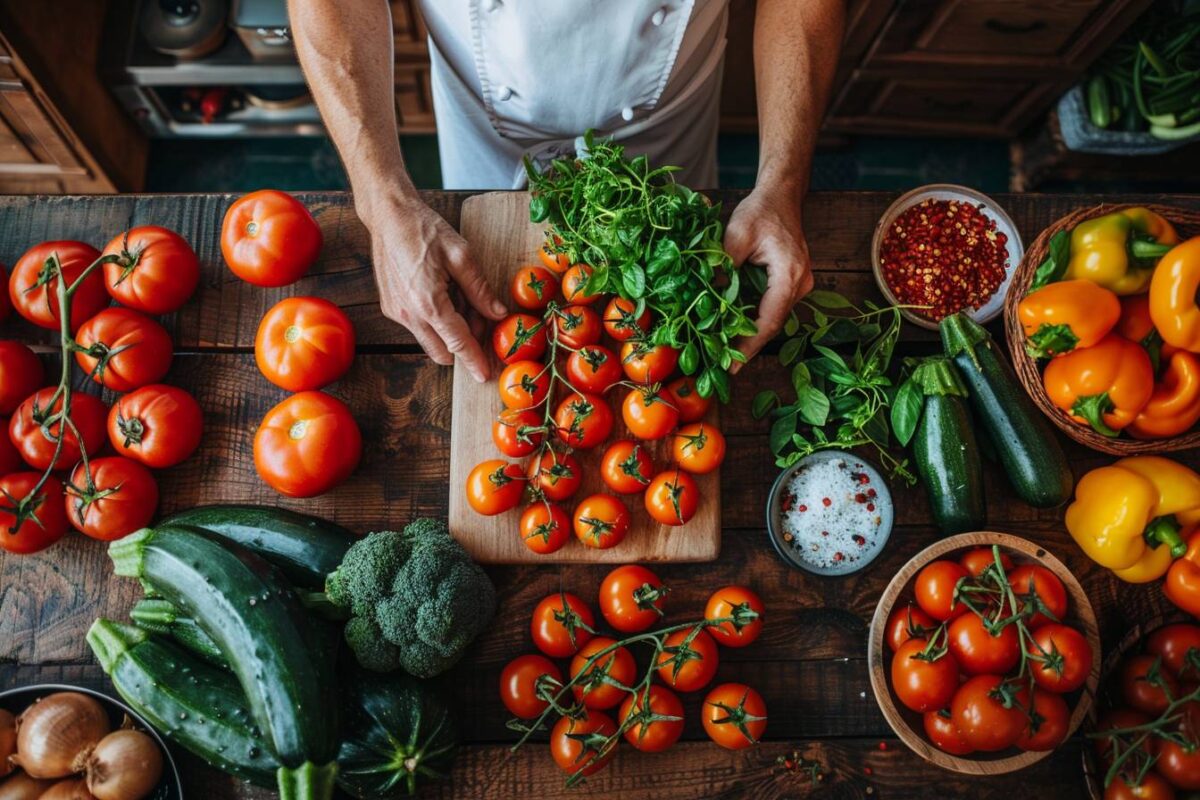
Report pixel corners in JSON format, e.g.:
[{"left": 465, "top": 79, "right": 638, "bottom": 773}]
[{"left": 871, "top": 185, "right": 1024, "bottom": 331}]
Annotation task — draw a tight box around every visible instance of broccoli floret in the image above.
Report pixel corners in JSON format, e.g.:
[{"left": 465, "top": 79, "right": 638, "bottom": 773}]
[{"left": 326, "top": 518, "right": 495, "bottom": 678}]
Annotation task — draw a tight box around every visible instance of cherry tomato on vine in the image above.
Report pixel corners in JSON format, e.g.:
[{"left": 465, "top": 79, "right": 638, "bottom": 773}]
[
  {"left": 656, "top": 629, "right": 719, "bottom": 692},
  {"left": 885, "top": 603, "right": 937, "bottom": 654},
  {"left": 702, "top": 683, "right": 767, "bottom": 750},
  {"left": 492, "top": 408, "right": 544, "bottom": 458},
  {"left": 958, "top": 547, "right": 1014, "bottom": 578},
  {"left": 553, "top": 305, "right": 601, "bottom": 349},
  {"left": 621, "top": 341, "right": 678, "bottom": 384},
  {"left": 510, "top": 265, "right": 559, "bottom": 311},
  {"left": 554, "top": 392, "right": 613, "bottom": 450},
  {"left": 465, "top": 458, "right": 525, "bottom": 516},
  {"left": 950, "top": 674, "right": 1025, "bottom": 752},
  {"left": 923, "top": 710, "right": 973, "bottom": 756},
  {"left": 571, "top": 636, "right": 637, "bottom": 710},
  {"left": 1122, "top": 654, "right": 1177, "bottom": 715},
  {"left": 254, "top": 391, "right": 361, "bottom": 498},
  {"left": 1157, "top": 738, "right": 1200, "bottom": 790},
  {"left": 573, "top": 493, "right": 630, "bottom": 549},
  {"left": 891, "top": 638, "right": 959, "bottom": 713},
  {"left": 221, "top": 189, "right": 322, "bottom": 287},
  {"left": 599, "top": 564, "right": 666, "bottom": 633},
  {"left": 10, "top": 388, "right": 108, "bottom": 471},
  {"left": 500, "top": 654, "right": 562, "bottom": 719},
  {"left": 603, "top": 297, "right": 651, "bottom": 341},
  {"left": 0, "top": 423, "right": 21, "bottom": 475},
  {"left": 704, "top": 586, "right": 764, "bottom": 648},
  {"left": 1007, "top": 564, "right": 1068, "bottom": 628},
  {"left": 531, "top": 592, "right": 595, "bottom": 658},
  {"left": 519, "top": 502, "right": 570, "bottom": 555},
  {"left": 538, "top": 238, "right": 571, "bottom": 275},
  {"left": 1106, "top": 772, "right": 1176, "bottom": 800},
  {"left": 254, "top": 296, "right": 355, "bottom": 392},
  {"left": 526, "top": 451, "right": 582, "bottom": 501},
  {"left": 0, "top": 341, "right": 43, "bottom": 415},
  {"left": 619, "top": 685, "right": 684, "bottom": 752},
  {"left": 1027, "top": 623, "right": 1092, "bottom": 694},
  {"left": 622, "top": 387, "right": 679, "bottom": 441},
  {"left": 550, "top": 711, "right": 616, "bottom": 777},
  {"left": 1015, "top": 688, "right": 1069, "bottom": 752},
  {"left": 562, "top": 264, "right": 600, "bottom": 305},
  {"left": 644, "top": 469, "right": 699, "bottom": 527},
  {"left": 1147, "top": 623, "right": 1200, "bottom": 679},
  {"left": 566, "top": 345, "right": 621, "bottom": 393},
  {"left": 9, "top": 241, "right": 106, "bottom": 331},
  {"left": 493, "top": 314, "right": 547, "bottom": 365},
  {"left": 914, "top": 560, "right": 969, "bottom": 621},
  {"left": 672, "top": 422, "right": 725, "bottom": 474},
  {"left": 947, "top": 613, "right": 1019, "bottom": 676},
  {"left": 600, "top": 440, "right": 654, "bottom": 495},
  {"left": 101, "top": 225, "right": 199, "bottom": 314},
  {"left": 65, "top": 456, "right": 158, "bottom": 541},
  {"left": 1094, "top": 708, "right": 1154, "bottom": 765},
  {"left": 0, "top": 473, "right": 68, "bottom": 554},
  {"left": 108, "top": 384, "right": 202, "bottom": 468},
  {"left": 75, "top": 307, "right": 174, "bottom": 392},
  {"left": 498, "top": 360, "right": 550, "bottom": 409},
  {"left": 665, "top": 376, "right": 711, "bottom": 423}
]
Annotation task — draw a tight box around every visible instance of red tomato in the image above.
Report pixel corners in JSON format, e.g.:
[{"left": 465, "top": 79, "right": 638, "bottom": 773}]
[
  {"left": 923, "top": 710, "right": 973, "bottom": 755},
  {"left": 1027, "top": 623, "right": 1093, "bottom": 693},
  {"left": 9, "top": 241, "right": 106, "bottom": 331},
  {"left": 1015, "top": 688, "right": 1069, "bottom": 752},
  {"left": 1147, "top": 623, "right": 1200, "bottom": 679},
  {"left": 562, "top": 264, "right": 600, "bottom": 305},
  {"left": 959, "top": 547, "right": 1014, "bottom": 578},
  {"left": 254, "top": 297, "right": 355, "bottom": 392},
  {"left": 1007, "top": 564, "right": 1068, "bottom": 628},
  {"left": 492, "top": 408, "right": 544, "bottom": 457},
  {"left": 603, "top": 297, "right": 651, "bottom": 341},
  {"left": 64, "top": 457, "right": 158, "bottom": 541},
  {"left": 573, "top": 493, "right": 630, "bottom": 549},
  {"left": 644, "top": 469, "right": 699, "bottom": 527},
  {"left": 464, "top": 459, "right": 525, "bottom": 516},
  {"left": 672, "top": 422, "right": 725, "bottom": 474},
  {"left": 493, "top": 314, "right": 547, "bottom": 365},
  {"left": 0, "top": 473, "right": 68, "bottom": 554},
  {"left": 526, "top": 451, "right": 582, "bottom": 502},
  {"left": 701, "top": 683, "right": 767, "bottom": 750},
  {"left": 1158, "top": 739, "right": 1200, "bottom": 790},
  {"left": 886, "top": 603, "right": 937, "bottom": 653},
  {"left": 499, "top": 654, "right": 562, "bottom": 719},
  {"left": 1106, "top": 773, "right": 1177, "bottom": 800},
  {"left": 566, "top": 345, "right": 621, "bottom": 393},
  {"left": 510, "top": 265, "right": 559, "bottom": 310},
  {"left": 621, "top": 341, "right": 678, "bottom": 384},
  {"left": 0, "top": 341, "right": 43, "bottom": 415},
  {"left": 599, "top": 564, "right": 666, "bottom": 633},
  {"left": 74, "top": 308, "right": 174, "bottom": 392},
  {"left": 253, "top": 391, "right": 361, "bottom": 497},
  {"left": 221, "top": 189, "right": 322, "bottom": 287},
  {"left": 538, "top": 239, "right": 570, "bottom": 275},
  {"left": 656, "top": 629, "right": 719, "bottom": 692},
  {"left": 553, "top": 305, "right": 602, "bottom": 349},
  {"left": 1122, "top": 654, "right": 1178, "bottom": 715},
  {"left": 519, "top": 502, "right": 570, "bottom": 555},
  {"left": 571, "top": 636, "right": 637, "bottom": 709},
  {"left": 600, "top": 440, "right": 654, "bottom": 494},
  {"left": 622, "top": 387, "right": 679, "bottom": 441},
  {"left": 550, "top": 710, "right": 616, "bottom": 777},
  {"left": 914, "top": 560, "right": 969, "bottom": 621},
  {"left": 107, "top": 384, "right": 203, "bottom": 468},
  {"left": 947, "top": 613, "right": 1020, "bottom": 676},
  {"left": 950, "top": 674, "right": 1026, "bottom": 752},
  {"left": 665, "top": 377, "right": 711, "bottom": 423},
  {"left": 497, "top": 360, "right": 550, "bottom": 409},
  {"left": 620, "top": 685, "right": 684, "bottom": 752},
  {"left": 0, "top": 421, "right": 20, "bottom": 474},
  {"left": 531, "top": 592, "right": 595, "bottom": 658},
  {"left": 1094, "top": 708, "right": 1153, "bottom": 765},
  {"left": 101, "top": 225, "right": 199, "bottom": 314},
  {"left": 891, "top": 638, "right": 959, "bottom": 713},
  {"left": 10, "top": 389, "right": 108, "bottom": 471},
  {"left": 554, "top": 392, "right": 613, "bottom": 449},
  {"left": 704, "top": 586, "right": 764, "bottom": 648}
]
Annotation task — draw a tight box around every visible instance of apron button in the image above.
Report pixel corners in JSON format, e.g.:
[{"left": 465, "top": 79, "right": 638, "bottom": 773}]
[
  {"left": 486, "top": 0, "right": 501, "bottom": 9},
  {"left": 621, "top": 106, "right": 634, "bottom": 121},
  {"left": 498, "top": 86, "right": 514, "bottom": 101},
  {"left": 651, "top": 8, "right": 666, "bottom": 25}
]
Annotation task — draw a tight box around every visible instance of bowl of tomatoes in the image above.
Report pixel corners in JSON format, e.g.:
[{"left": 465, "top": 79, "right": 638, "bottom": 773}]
[{"left": 868, "top": 531, "right": 1101, "bottom": 774}]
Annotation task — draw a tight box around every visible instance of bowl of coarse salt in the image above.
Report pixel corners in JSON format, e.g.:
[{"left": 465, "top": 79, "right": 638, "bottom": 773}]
[{"left": 765, "top": 451, "right": 894, "bottom": 576}]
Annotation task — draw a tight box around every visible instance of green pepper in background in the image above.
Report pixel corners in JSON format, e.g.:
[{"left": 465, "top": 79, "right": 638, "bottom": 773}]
[{"left": 1065, "top": 207, "right": 1180, "bottom": 294}]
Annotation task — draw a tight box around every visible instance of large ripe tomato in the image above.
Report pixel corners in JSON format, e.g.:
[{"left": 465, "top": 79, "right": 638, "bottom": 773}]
[
  {"left": 891, "top": 638, "right": 959, "bottom": 713},
  {"left": 603, "top": 297, "right": 651, "bottom": 341},
  {"left": 562, "top": 264, "right": 600, "bottom": 305},
  {"left": 9, "top": 241, "right": 106, "bottom": 331},
  {"left": 0, "top": 341, "right": 43, "bottom": 415},
  {"left": 221, "top": 189, "right": 322, "bottom": 287},
  {"left": 664, "top": 377, "right": 711, "bottom": 423},
  {"left": 10, "top": 388, "right": 108, "bottom": 471},
  {"left": 493, "top": 408, "right": 544, "bottom": 458},
  {"left": 499, "top": 654, "right": 562, "bottom": 719},
  {"left": 566, "top": 345, "right": 621, "bottom": 394},
  {"left": 656, "top": 629, "right": 719, "bottom": 692},
  {"left": 0, "top": 422, "right": 20, "bottom": 474},
  {"left": 519, "top": 502, "right": 570, "bottom": 555},
  {"left": 1015, "top": 688, "right": 1069, "bottom": 752},
  {"left": 600, "top": 440, "right": 654, "bottom": 494},
  {"left": 914, "top": 560, "right": 969, "bottom": 621},
  {"left": 1106, "top": 773, "right": 1177, "bottom": 800},
  {"left": 254, "top": 297, "right": 355, "bottom": 391},
  {"left": 74, "top": 307, "right": 174, "bottom": 391},
  {"left": 1122, "top": 654, "right": 1178, "bottom": 715},
  {"left": 622, "top": 387, "right": 679, "bottom": 441},
  {"left": 947, "top": 613, "right": 1020, "bottom": 676},
  {"left": 621, "top": 341, "right": 678, "bottom": 384},
  {"left": 701, "top": 683, "right": 767, "bottom": 750},
  {"left": 253, "top": 391, "right": 361, "bottom": 497},
  {"left": 65, "top": 457, "right": 158, "bottom": 541},
  {"left": 464, "top": 458, "right": 525, "bottom": 516},
  {"left": 553, "top": 305, "right": 602, "bottom": 349},
  {"left": 526, "top": 451, "right": 581, "bottom": 501},
  {"left": 599, "top": 564, "right": 666, "bottom": 633},
  {"left": 549, "top": 710, "right": 616, "bottom": 777},
  {"left": 620, "top": 685, "right": 684, "bottom": 752},
  {"left": 959, "top": 547, "right": 1013, "bottom": 578},
  {"left": 950, "top": 675, "right": 1026, "bottom": 752},
  {"left": 573, "top": 493, "right": 630, "bottom": 549},
  {"left": 1147, "top": 623, "right": 1200, "bottom": 679},
  {"left": 1008, "top": 564, "right": 1068, "bottom": 628},
  {"left": 538, "top": 238, "right": 570, "bottom": 275},
  {"left": 1157, "top": 738, "right": 1200, "bottom": 789},
  {"left": 644, "top": 469, "right": 699, "bottom": 527},
  {"left": 885, "top": 603, "right": 937, "bottom": 654},
  {"left": 497, "top": 360, "right": 550, "bottom": 410},
  {"left": 101, "top": 226, "right": 199, "bottom": 314},
  {"left": 672, "top": 422, "right": 726, "bottom": 474},
  {"left": 493, "top": 313, "right": 547, "bottom": 365},
  {"left": 510, "top": 265, "right": 559, "bottom": 311},
  {"left": 531, "top": 592, "right": 595, "bottom": 658},
  {"left": 923, "top": 710, "right": 973, "bottom": 755},
  {"left": 1028, "top": 623, "right": 1092, "bottom": 693},
  {"left": 705, "top": 586, "right": 764, "bottom": 648},
  {"left": 570, "top": 636, "right": 637, "bottom": 709},
  {"left": 554, "top": 392, "right": 613, "bottom": 449},
  {"left": 108, "top": 384, "right": 202, "bottom": 468},
  {"left": 0, "top": 473, "right": 68, "bottom": 554}
]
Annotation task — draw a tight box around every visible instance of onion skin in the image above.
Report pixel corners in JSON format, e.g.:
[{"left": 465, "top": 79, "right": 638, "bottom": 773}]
[
  {"left": 0, "top": 771, "right": 55, "bottom": 800},
  {"left": 11, "top": 694, "right": 109, "bottom": 779},
  {"left": 0, "top": 709, "right": 14, "bottom": 778},
  {"left": 84, "top": 731, "right": 162, "bottom": 800},
  {"left": 27, "top": 778, "right": 93, "bottom": 800}
]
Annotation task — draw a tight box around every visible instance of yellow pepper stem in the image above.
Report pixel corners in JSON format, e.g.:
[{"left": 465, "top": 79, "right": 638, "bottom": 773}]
[
  {"left": 1146, "top": 515, "right": 1188, "bottom": 558},
  {"left": 1131, "top": 238, "right": 1173, "bottom": 261}
]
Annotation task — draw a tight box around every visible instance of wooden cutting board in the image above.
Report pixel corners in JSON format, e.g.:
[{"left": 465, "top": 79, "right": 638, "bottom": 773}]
[{"left": 447, "top": 192, "right": 721, "bottom": 564}]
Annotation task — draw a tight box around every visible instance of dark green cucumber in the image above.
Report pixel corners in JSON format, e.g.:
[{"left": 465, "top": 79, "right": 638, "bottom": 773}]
[
  {"left": 159, "top": 505, "right": 353, "bottom": 589},
  {"left": 87, "top": 618, "right": 280, "bottom": 786},
  {"left": 109, "top": 525, "right": 338, "bottom": 792},
  {"left": 130, "top": 598, "right": 228, "bottom": 669},
  {"left": 940, "top": 313, "right": 1073, "bottom": 508}
]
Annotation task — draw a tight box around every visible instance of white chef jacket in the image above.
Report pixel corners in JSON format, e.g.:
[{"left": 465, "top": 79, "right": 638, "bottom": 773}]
[{"left": 415, "top": 0, "right": 728, "bottom": 189}]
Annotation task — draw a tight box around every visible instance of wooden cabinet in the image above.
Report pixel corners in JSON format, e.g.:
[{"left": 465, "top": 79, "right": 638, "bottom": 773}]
[{"left": 392, "top": 0, "right": 435, "bottom": 133}]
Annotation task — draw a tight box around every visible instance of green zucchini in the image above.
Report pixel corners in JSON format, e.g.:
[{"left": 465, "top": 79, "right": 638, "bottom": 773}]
[
  {"left": 130, "top": 598, "right": 228, "bottom": 669},
  {"left": 87, "top": 618, "right": 280, "bottom": 787},
  {"left": 1088, "top": 75, "right": 1113, "bottom": 129},
  {"left": 910, "top": 357, "right": 986, "bottom": 534},
  {"left": 940, "top": 313, "right": 1073, "bottom": 508},
  {"left": 108, "top": 525, "right": 338, "bottom": 795},
  {"left": 159, "top": 505, "right": 353, "bottom": 589}
]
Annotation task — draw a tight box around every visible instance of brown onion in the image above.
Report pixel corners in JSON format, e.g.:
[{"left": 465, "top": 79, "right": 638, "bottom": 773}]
[
  {"left": 0, "top": 709, "right": 15, "bottom": 778},
  {"left": 30, "top": 778, "right": 94, "bottom": 800},
  {"left": 0, "top": 771, "right": 55, "bottom": 800},
  {"left": 84, "top": 731, "right": 161, "bottom": 800},
  {"left": 11, "top": 694, "right": 109, "bottom": 779}
]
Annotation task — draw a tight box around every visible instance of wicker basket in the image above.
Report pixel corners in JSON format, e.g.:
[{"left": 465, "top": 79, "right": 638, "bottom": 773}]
[{"left": 1002, "top": 203, "right": 1200, "bottom": 455}]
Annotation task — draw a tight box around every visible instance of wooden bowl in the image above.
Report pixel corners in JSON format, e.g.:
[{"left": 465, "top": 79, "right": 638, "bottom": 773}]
[
  {"left": 867, "top": 531, "right": 1102, "bottom": 775},
  {"left": 1002, "top": 203, "right": 1200, "bottom": 455}
]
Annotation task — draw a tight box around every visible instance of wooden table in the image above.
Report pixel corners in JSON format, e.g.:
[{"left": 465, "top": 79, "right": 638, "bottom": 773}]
[{"left": 2, "top": 190, "right": 1197, "bottom": 799}]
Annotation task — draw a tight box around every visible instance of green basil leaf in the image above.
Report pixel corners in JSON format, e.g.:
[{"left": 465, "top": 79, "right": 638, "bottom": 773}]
[
  {"left": 1030, "top": 230, "right": 1070, "bottom": 290},
  {"left": 622, "top": 263, "right": 646, "bottom": 299},
  {"left": 529, "top": 195, "right": 550, "bottom": 223},
  {"left": 890, "top": 377, "right": 924, "bottom": 447},
  {"left": 722, "top": 271, "right": 740, "bottom": 303},
  {"left": 806, "top": 290, "right": 851, "bottom": 309},
  {"left": 791, "top": 362, "right": 811, "bottom": 394},
  {"left": 751, "top": 390, "right": 778, "bottom": 419},
  {"left": 780, "top": 337, "right": 805, "bottom": 366},
  {"left": 797, "top": 386, "right": 830, "bottom": 426},
  {"left": 769, "top": 411, "right": 798, "bottom": 455},
  {"left": 744, "top": 264, "right": 768, "bottom": 295},
  {"left": 679, "top": 342, "right": 700, "bottom": 375},
  {"left": 696, "top": 368, "right": 713, "bottom": 398},
  {"left": 784, "top": 314, "right": 800, "bottom": 337}
]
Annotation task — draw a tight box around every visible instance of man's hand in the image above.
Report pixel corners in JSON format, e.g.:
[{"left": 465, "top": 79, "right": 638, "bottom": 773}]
[
  {"left": 723, "top": 183, "right": 814, "bottom": 369},
  {"left": 364, "top": 196, "right": 507, "bottom": 382}
]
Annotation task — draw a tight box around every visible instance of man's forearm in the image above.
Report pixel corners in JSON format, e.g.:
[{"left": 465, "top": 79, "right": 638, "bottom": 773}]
[{"left": 752, "top": 0, "right": 845, "bottom": 196}]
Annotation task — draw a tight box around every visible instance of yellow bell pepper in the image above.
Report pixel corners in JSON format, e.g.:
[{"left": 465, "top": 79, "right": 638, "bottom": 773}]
[
  {"left": 1065, "top": 208, "right": 1178, "bottom": 295},
  {"left": 1065, "top": 455, "right": 1200, "bottom": 581}
]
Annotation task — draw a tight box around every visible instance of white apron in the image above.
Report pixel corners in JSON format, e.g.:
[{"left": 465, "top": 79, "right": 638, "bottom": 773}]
[{"left": 415, "top": 0, "right": 728, "bottom": 189}]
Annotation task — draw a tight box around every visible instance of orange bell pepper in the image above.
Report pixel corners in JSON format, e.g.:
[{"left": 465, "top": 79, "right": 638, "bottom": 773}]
[
  {"left": 1150, "top": 237, "right": 1200, "bottom": 352},
  {"left": 1116, "top": 294, "right": 1178, "bottom": 370},
  {"left": 1165, "top": 525, "right": 1200, "bottom": 616},
  {"left": 1129, "top": 351, "right": 1200, "bottom": 439},
  {"left": 1043, "top": 333, "right": 1155, "bottom": 436},
  {"left": 1018, "top": 279, "right": 1120, "bottom": 359}
]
